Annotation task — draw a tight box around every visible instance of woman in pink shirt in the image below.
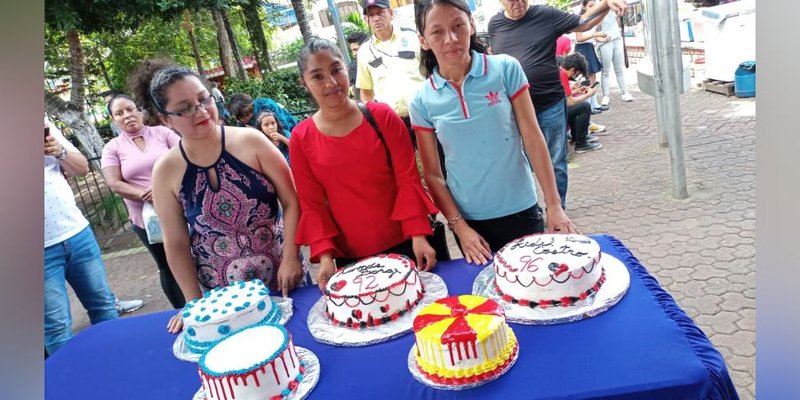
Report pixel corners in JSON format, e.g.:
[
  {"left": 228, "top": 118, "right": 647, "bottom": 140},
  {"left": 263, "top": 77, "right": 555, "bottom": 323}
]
[{"left": 101, "top": 94, "right": 185, "bottom": 308}]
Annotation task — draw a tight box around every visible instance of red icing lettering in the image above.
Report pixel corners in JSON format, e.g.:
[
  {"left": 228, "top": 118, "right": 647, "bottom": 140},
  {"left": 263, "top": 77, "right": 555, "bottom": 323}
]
[{"left": 519, "top": 255, "right": 542, "bottom": 273}]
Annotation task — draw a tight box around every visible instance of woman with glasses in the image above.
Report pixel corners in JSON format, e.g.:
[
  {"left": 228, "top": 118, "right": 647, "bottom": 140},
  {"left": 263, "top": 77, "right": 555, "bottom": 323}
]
[
  {"left": 129, "top": 60, "right": 307, "bottom": 334},
  {"left": 100, "top": 93, "right": 185, "bottom": 309}
]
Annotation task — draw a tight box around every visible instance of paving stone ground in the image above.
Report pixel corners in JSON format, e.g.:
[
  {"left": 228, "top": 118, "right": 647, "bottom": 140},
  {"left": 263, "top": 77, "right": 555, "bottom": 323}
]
[{"left": 66, "top": 84, "right": 755, "bottom": 399}]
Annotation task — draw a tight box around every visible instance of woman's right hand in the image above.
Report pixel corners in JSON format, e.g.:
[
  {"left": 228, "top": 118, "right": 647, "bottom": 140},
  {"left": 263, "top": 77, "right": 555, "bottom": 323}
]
[
  {"left": 316, "top": 258, "right": 337, "bottom": 292},
  {"left": 453, "top": 223, "right": 493, "bottom": 265},
  {"left": 167, "top": 312, "right": 184, "bottom": 334}
]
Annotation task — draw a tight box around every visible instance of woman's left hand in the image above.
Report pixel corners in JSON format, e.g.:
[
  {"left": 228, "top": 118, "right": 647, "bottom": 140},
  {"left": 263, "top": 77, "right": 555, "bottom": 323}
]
[
  {"left": 276, "top": 255, "right": 305, "bottom": 297},
  {"left": 546, "top": 206, "right": 579, "bottom": 234},
  {"left": 411, "top": 236, "right": 437, "bottom": 272},
  {"left": 140, "top": 187, "right": 153, "bottom": 203}
]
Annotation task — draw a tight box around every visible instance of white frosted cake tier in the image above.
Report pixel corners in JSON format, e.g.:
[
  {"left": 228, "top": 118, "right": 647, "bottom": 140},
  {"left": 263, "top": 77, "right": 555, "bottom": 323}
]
[
  {"left": 198, "top": 324, "right": 304, "bottom": 400},
  {"left": 494, "top": 234, "right": 605, "bottom": 308},
  {"left": 182, "top": 279, "right": 281, "bottom": 353},
  {"left": 323, "top": 254, "right": 425, "bottom": 329}
]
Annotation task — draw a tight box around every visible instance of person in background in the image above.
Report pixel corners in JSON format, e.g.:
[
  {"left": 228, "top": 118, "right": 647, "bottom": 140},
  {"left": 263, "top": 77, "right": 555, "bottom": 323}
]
[
  {"left": 44, "top": 116, "right": 143, "bottom": 356},
  {"left": 488, "top": 0, "right": 627, "bottom": 209},
  {"left": 356, "top": 0, "right": 425, "bottom": 147},
  {"left": 129, "top": 61, "right": 307, "bottom": 334},
  {"left": 575, "top": 0, "right": 607, "bottom": 114},
  {"left": 256, "top": 111, "right": 291, "bottom": 164},
  {"left": 596, "top": 8, "right": 634, "bottom": 106},
  {"left": 558, "top": 53, "right": 603, "bottom": 153},
  {"left": 209, "top": 82, "right": 229, "bottom": 123},
  {"left": 100, "top": 94, "right": 186, "bottom": 309},
  {"left": 410, "top": 0, "right": 577, "bottom": 265},
  {"left": 556, "top": 34, "right": 571, "bottom": 57},
  {"left": 346, "top": 31, "right": 369, "bottom": 100},
  {"left": 289, "top": 37, "right": 438, "bottom": 290},
  {"left": 227, "top": 93, "right": 299, "bottom": 133}
]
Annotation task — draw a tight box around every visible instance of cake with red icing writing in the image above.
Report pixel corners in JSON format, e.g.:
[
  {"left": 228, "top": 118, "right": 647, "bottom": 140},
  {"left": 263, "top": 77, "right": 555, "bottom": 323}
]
[
  {"left": 412, "top": 295, "right": 518, "bottom": 385},
  {"left": 494, "top": 234, "right": 605, "bottom": 309},
  {"left": 323, "top": 254, "right": 425, "bottom": 329},
  {"left": 198, "top": 324, "right": 305, "bottom": 400},
  {"left": 182, "top": 279, "right": 281, "bottom": 354}
]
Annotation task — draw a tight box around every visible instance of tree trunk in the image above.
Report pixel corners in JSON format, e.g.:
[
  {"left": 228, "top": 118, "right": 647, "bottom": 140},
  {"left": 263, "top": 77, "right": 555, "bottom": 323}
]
[
  {"left": 221, "top": 8, "right": 248, "bottom": 81},
  {"left": 291, "top": 0, "right": 314, "bottom": 43},
  {"left": 211, "top": 8, "right": 237, "bottom": 80},
  {"left": 66, "top": 29, "right": 86, "bottom": 112},
  {"left": 45, "top": 90, "right": 105, "bottom": 171},
  {"left": 242, "top": 0, "right": 272, "bottom": 72},
  {"left": 182, "top": 10, "right": 206, "bottom": 78}
]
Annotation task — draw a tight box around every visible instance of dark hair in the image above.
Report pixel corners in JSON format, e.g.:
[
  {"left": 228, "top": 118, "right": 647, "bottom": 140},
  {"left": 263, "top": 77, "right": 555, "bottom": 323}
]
[
  {"left": 562, "top": 52, "right": 589, "bottom": 78},
  {"left": 128, "top": 58, "right": 200, "bottom": 123},
  {"left": 296, "top": 36, "right": 345, "bottom": 75},
  {"left": 256, "top": 111, "right": 285, "bottom": 135},
  {"left": 346, "top": 32, "right": 369, "bottom": 45},
  {"left": 228, "top": 93, "right": 255, "bottom": 120},
  {"left": 106, "top": 94, "right": 137, "bottom": 115},
  {"left": 414, "top": 0, "right": 487, "bottom": 78}
]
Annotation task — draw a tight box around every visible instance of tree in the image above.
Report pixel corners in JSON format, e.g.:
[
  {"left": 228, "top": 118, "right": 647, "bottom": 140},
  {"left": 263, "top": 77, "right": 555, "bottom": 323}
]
[
  {"left": 181, "top": 10, "right": 207, "bottom": 77},
  {"left": 220, "top": 7, "right": 249, "bottom": 80},
  {"left": 290, "top": 0, "right": 314, "bottom": 43},
  {"left": 210, "top": 8, "right": 238, "bottom": 79},
  {"left": 240, "top": 0, "right": 273, "bottom": 72}
]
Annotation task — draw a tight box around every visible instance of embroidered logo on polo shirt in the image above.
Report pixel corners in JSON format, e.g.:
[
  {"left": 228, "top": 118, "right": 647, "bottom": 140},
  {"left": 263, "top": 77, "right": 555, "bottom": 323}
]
[{"left": 485, "top": 91, "right": 501, "bottom": 106}]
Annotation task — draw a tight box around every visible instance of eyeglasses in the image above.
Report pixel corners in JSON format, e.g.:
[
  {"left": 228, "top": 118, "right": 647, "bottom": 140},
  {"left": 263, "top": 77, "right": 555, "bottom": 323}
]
[{"left": 164, "top": 96, "right": 215, "bottom": 117}]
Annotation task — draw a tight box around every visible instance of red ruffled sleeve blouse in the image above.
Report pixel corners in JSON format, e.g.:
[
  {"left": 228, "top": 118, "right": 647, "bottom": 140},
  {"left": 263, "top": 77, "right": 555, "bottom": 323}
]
[{"left": 289, "top": 101, "right": 438, "bottom": 263}]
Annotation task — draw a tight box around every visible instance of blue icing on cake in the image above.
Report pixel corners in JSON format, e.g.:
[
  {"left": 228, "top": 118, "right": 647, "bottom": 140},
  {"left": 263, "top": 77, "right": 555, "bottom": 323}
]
[
  {"left": 258, "top": 300, "right": 266, "bottom": 310},
  {"left": 217, "top": 325, "right": 230, "bottom": 335},
  {"left": 182, "top": 311, "right": 190, "bottom": 318},
  {"left": 225, "top": 302, "right": 232, "bottom": 307},
  {"left": 232, "top": 294, "right": 238, "bottom": 299},
  {"left": 186, "top": 327, "right": 196, "bottom": 336}
]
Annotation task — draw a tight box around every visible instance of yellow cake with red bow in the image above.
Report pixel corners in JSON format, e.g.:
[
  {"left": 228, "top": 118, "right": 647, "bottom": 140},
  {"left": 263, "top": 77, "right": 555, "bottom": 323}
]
[{"left": 412, "top": 295, "right": 518, "bottom": 384}]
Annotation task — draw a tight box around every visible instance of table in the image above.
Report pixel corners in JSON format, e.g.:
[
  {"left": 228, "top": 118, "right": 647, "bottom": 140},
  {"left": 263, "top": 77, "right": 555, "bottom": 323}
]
[{"left": 45, "top": 235, "right": 739, "bottom": 399}]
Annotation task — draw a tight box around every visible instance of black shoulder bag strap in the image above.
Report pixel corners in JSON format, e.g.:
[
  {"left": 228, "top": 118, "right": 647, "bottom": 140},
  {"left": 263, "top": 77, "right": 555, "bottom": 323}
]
[{"left": 356, "top": 101, "right": 393, "bottom": 167}]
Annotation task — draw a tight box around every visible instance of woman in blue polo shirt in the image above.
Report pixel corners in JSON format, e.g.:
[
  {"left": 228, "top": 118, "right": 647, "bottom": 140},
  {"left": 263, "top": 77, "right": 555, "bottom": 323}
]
[{"left": 409, "top": 0, "right": 577, "bottom": 265}]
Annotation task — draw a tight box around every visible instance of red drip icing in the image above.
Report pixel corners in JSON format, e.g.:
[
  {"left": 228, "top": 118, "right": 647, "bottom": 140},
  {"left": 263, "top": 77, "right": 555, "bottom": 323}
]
[
  {"left": 280, "top": 353, "right": 290, "bottom": 376},
  {"left": 226, "top": 376, "right": 236, "bottom": 400},
  {"left": 288, "top": 344, "right": 297, "bottom": 368},
  {"left": 456, "top": 341, "right": 463, "bottom": 361},
  {"left": 419, "top": 343, "right": 518, "bottom": 386},
  {"left": 448, "top": 343, "right": 455, "bottom": 365},
  {"left": 213, "top": 377, "right": 222, "bottom": 400},
  {"left": 471, "top": 341, "right": 478, "bottom": 358},
  {"left": 270, "top": 359, "right": 280, "bottom": 384}
]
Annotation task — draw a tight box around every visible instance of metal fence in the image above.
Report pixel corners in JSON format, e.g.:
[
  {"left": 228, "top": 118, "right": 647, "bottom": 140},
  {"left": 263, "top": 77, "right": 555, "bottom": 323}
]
[{"left": 69, "top": 156, "right": 131, "bottom": 240}]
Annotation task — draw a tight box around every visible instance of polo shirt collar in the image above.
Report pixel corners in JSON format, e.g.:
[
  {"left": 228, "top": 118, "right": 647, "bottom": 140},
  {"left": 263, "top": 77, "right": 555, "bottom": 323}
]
[{"left": 429, "top": 50, "right": 488, "bottom": 90}]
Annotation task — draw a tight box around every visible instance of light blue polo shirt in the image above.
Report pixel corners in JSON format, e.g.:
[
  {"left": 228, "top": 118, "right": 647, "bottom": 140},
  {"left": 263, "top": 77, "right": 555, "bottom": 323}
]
[{"left": 409, "top": 51, "right": 538, "bottom": 220}]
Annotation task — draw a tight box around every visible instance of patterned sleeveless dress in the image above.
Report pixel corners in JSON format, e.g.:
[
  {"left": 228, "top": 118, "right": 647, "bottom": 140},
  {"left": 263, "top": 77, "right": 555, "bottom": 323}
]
[{"left": 178, "top": 127, "right": 296, "bottom": 293}]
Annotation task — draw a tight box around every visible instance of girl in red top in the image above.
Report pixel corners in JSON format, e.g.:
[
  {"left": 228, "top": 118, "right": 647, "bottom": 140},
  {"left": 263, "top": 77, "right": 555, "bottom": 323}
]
[{"left": 290, "top": 37, "right": 439, "bottom": 290}]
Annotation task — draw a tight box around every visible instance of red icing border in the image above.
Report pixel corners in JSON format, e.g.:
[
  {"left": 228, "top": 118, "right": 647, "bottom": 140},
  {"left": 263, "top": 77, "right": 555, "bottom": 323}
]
[
  {"left": 324, "top": 287, "right": 426, "bottom": 329},
  {"left": 495, "top": 269, "right": 607, "bottom": 308}
]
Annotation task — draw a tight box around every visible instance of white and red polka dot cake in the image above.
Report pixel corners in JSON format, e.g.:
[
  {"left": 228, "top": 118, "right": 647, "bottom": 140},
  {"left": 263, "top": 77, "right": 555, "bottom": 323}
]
[
  {"left": 182, "top": 279, "right": 281, "bottom": 354},
  {"left": 323, "top": 254, "right": 425, "bottom": 328},
  {"left": 198, "top": 324, "right": 305, "bottom": 400},
  {"left": 493, "top": 234, "right": 606, "bottom": 309}
]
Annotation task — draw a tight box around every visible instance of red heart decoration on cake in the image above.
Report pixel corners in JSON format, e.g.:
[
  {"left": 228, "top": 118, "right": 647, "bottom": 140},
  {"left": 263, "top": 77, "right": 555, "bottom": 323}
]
[
  {"left": 288, "top": 380, "right": 299, "bottom": 390},
  {"left": 352, "top": 309, "right": 363, "bottom": 319},
  {"left": 380, "top": 304, "right": 389, "bottom": 313},
  {"left": 330, "top": 280, "right": 347, "bottom": 291},
  {"left": 555, "top": 263, "right": 569, "bottom": 276}
]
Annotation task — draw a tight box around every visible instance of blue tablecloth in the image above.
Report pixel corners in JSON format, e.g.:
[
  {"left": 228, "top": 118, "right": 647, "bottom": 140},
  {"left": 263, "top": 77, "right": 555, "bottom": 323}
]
[{"left": 45, "top": 235, "right": 739, "bottom": 399}]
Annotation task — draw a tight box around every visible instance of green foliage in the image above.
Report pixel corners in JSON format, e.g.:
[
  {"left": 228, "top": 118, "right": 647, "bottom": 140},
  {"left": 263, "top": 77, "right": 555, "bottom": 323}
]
[
  {"left": 271, "top": 38, "right": 306, "bottom": 68},
  {"left": 223, "top": 67, "right": 312, "bottom": 112},
  {"left": 546, "top": 0, "right": 574, "bottom": 11},
  {"left": 343, "top": 12, "right": 369, "bottom": 35}
]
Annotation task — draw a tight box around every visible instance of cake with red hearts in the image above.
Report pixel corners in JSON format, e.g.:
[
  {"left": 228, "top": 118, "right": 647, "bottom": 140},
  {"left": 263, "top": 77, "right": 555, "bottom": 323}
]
[
  {"left": 323, "top": 254, "right": 425, "bottom": 329},
  {"left": 198, "top": 324, "right": 305, "bottom": 400},
  {"left": 493, "top": 234, "right": 605, "bottom": 309},
  {"left": 412, "top": 295, "right": 518, "bottom": 385}
]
